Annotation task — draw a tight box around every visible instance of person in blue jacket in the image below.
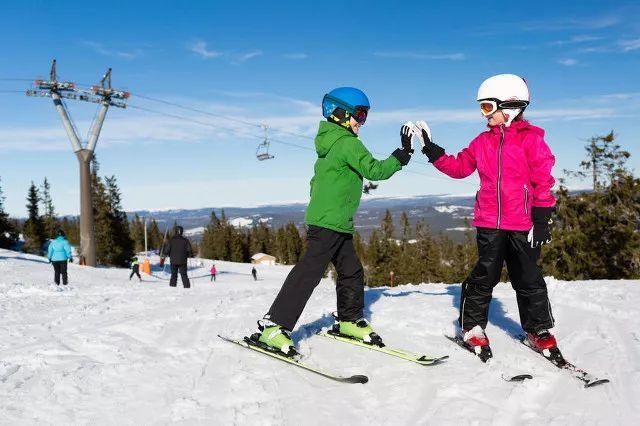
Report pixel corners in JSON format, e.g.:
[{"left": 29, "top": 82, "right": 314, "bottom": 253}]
[{"left": 47, "top": 229, "right": 73, "bottom": 285}]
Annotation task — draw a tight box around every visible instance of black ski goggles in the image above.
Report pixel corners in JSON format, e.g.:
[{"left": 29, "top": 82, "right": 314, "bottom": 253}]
[
  {"left": 351, "top": 107, "right": 369, "bottom": 124},
  {"left": 478, "top": 98, "right": 529, "bottom": 117}
]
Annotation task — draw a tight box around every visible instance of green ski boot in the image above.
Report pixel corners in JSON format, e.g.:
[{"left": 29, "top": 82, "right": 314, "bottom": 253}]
[
  {"left": 252, "top": 320, "right": 298, "bottom": 357},
  {"left": 332, "top": 318, "right": 384, "bottom": 347}
]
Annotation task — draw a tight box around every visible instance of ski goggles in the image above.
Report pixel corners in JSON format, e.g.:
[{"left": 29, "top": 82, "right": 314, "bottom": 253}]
[
  {"left": 478, "top": 98, "right": 529, "bottom": 117},
  {"left": 351, "top": 107, "right": 369, "bottom": 124}
]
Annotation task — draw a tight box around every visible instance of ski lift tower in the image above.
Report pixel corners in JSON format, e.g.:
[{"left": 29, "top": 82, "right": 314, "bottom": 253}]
[{"left": 26, "top": 59, "right": 130, "bottom": 266}]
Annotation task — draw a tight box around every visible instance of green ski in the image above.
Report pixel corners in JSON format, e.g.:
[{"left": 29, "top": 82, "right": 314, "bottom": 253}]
[
  {"left": 317, "top": 330, "right": 448, "bottom": 366},
  {"left": 218, "top": 335, "right": 368, "bottom": 384}
]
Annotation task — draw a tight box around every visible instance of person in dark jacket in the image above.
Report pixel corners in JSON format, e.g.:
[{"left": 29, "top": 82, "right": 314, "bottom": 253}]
[
  {"left": 251, "top": 266, "right": 257, "bottom": 281},
  {"left": 129, "top": 256, "right": 142, "bottom": 282},
  {"left": 164, "top": 226, "right": 193, "bottom": 288},
  {"left": 47, "top": 229, "right": 73, "bottom": 285}
]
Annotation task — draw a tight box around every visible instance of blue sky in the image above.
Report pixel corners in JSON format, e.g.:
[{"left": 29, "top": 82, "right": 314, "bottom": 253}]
[{"left": 0, "top": 0, "right": 638, "bottom": 217}]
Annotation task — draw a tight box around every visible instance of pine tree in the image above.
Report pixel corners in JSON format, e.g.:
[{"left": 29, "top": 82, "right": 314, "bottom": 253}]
[
  {"left": 23, "top": 181, "right": 46, "bottom": 254},
  {"left": 285, "top": 223, "right": 303, "bottom": 264},
  {"left": 564, "top": 131, "right": 631, "bottom": 191},
  {"left": 92, "top": 163, "right": 114, "bottom": 265},
  {"left": 147, "top": 219, "right": 163, "bottom": 251},
  {"left": 0, "top": 178, "right": 17, "bottom": 249},
  {"left": 104, "top": 176, "right": 134, "bottom": 266},
  {"left": 91, "top": 156, "right": 134, "bottom": 266},
  {"left": 130, "top": 214, "right": 145, "bottom": 253},
  {"left": 40, "top": 177, "right": 58, "bottom": 239},
  {"left": 59, "top": 217, "right": 80, "bottom": 246},
  {"left": 544, "top": 131, "right": 639, "bottom": 279}
]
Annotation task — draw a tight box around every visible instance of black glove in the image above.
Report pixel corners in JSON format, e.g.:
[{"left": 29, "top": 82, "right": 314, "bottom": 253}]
[
  {"left": 392, "top": 123, "right": 415, "bottom": 166},
  {"left": 528, "top": 206, "right": 554, "bottom": 248},
  {"left": 69, "top": 257, "right": 73, "bottom": 263},
  {"left": 419, "top": 129, "right": 445, "bottom": 163}
]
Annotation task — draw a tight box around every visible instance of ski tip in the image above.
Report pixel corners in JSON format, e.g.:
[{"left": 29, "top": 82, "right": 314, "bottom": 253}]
[
  {"left": 504, "top": 374, "right": 534, "bottom": 382},
  {"left": 347, "top": 374, "right": 369, "bottom": 384},
  {"left": 585, "top": 378, "right": 610, "bottom": 388}
]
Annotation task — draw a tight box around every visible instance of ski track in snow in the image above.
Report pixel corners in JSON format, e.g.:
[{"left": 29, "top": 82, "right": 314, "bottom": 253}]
[{"left": 0, "top": 249, "right": 638, "bottom": 425}]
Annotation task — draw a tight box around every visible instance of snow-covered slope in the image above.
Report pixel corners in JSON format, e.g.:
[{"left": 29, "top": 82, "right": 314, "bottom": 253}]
[{"left": 0, "top": 248, "right": 638, "bottom": 425}]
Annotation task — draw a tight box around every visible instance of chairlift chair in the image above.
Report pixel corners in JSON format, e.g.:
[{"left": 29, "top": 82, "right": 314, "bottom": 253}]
[{"left": 256, "top": 125, "right": 274, "bottom": 161}]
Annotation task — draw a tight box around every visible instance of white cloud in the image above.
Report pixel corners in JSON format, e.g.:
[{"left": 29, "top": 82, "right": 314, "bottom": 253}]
[
  {"left": 83, "top": 41, "right": 143, "bottom": 59},
  {"left": 619, "top": 38, "right": 640, "bottom": 52},
  {"left": 558, "top": 58, "right": 579, "bottom": 66},
  {"left": 233, "top": 50, "right": 263, "bottom": 64},
  {"left": 549, "top": 35, "right": 603, "bottom": 46},
  {"left": 373, "top": 52, "right": 465, "bottom": 60},
  {"left": 523, "top": 15, "right": 620, "bottom": 31},
  {"left": 1, "top": 92, "right": 629, "bottom": 153},
  {"left": 188, "top": 40, "right": 222, "bottom": 59}
]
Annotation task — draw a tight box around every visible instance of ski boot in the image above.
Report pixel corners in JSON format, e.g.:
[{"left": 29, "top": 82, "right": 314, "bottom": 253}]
[
  {"left": 526, "top": 329, "right": 565, "bottom": 366},
  {"left": 462, "top": 325, "right": 492, "bottom": 362},
  {"left": 249, "top": 320, "right": 298, "bottom": 358},
  {"left": 331, "top": 317, "right": 384, "bottom": 347}
]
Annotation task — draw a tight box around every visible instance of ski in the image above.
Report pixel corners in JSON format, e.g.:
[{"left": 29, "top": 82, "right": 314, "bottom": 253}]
[
  {"left": 516, "top": 334, "right": 609, "bottom": 388},
  {"left": 445, "top": 335, "right": 533, "bottom": 383},
  {"left": 317, "top": 330, "right": 448, "bottom": 366},
  {"left": 217, "top": 335, "right": 368, "bottom": 384}
]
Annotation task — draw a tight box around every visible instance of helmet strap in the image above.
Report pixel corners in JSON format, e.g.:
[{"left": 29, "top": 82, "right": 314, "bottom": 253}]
[{"left": 328, "top": 108, "right": 356, "bottom": 135}]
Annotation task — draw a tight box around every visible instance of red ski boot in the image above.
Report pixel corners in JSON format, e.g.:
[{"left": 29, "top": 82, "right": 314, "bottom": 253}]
[
  {"left": 526, "top": 329, "right": 557, "bottom": 351},
  {"left": 526, "top": 329, "right": 566, "bottom": 366},
  {"left": 462, "top": 325, "right": 492, "bottom": 362}
]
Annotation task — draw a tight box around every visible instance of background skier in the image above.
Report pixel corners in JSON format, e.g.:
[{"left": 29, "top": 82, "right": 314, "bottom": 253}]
[
  {"left": 416, "top": 74, "right": 557, "bottom": 360},
  {"left": 129, "top": 256, "right": 142, "bottom": 282},
  {"left": 163, "top": 225, "right": 193, "bottom": 288},
  {"left": 251, "top": 266, "right": 257, "bottom": 281},
  {"left": 47, "top": 229, "right": 72, "bottom": 286},
  {"left": 210, "top": 263, "right": 217, "bottom": 282},
  {"left": 253, "top": 86, "right": 414, "bottom": 356}
]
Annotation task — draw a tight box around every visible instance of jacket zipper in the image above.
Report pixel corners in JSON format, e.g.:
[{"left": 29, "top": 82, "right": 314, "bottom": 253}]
[
  {"left": 524, "top": 184, "right": 529, "bottom": 215},
  {"left": 497, "top": 126, "right": 504, "bottom": 229}
]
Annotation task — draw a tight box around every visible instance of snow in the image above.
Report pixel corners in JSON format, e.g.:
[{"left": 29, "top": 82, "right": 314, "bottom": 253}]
[
  {"left": 0, "top": 248, "right": 638, "bottom": 425},
  {"left": 184, "top": 226, "right": 205, "bottom": 236},
  {"left": 229, "top": 217, "right": 253, "bottom": 228},
  {"left": 434, "top": 205, "right": 472, "bottom": 214}
]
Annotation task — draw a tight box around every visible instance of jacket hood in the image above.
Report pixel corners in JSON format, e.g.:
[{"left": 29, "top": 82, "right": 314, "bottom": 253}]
[{"left": 315, "top": 121, "right": 354, "bottom": 157}]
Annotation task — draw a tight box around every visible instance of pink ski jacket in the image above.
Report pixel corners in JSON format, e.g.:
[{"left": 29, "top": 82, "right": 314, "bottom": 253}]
[
  {"left": 210, "top": 265, "right": 217, "bottom": 274},
  {"left": 434, "top": 120, "right": 556, "bottom": 231}
]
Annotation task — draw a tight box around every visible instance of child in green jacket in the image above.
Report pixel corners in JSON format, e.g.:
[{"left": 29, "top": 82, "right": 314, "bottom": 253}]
[{"left": 254, "top": 87, "right": 415, "bottom": 356}]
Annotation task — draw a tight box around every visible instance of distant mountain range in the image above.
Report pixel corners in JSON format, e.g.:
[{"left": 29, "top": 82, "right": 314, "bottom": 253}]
[{"left": 127, "top": 194, "right": 476, "bottom": 241}]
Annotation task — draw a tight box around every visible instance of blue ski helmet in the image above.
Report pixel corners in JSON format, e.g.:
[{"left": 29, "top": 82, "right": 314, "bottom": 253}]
[{"left": 322, "top": 87, "right": 370, "bottom": 119}]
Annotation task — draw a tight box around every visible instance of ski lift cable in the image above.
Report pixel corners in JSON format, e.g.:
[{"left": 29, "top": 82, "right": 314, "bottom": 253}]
[
  {"left": 127, "top": 92, "right": 475, "bottom": 183},
  {"left": 129, "top": 104, "right": 473, "bottom": 183},
  {"left": 128, "top": 104, "right": 316, "bottom": 152},
  {"left": 1, "top": 76, "right": 476, "bottom": 185},
  {"left": 132, "top": 93, "right": 264, "bottom": 130}
]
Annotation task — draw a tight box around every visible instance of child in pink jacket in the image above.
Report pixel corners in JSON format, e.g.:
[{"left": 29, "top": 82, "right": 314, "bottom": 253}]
[
  {"left": 210, "top": 264, "right": 217, "bottom": 282},
  {"left": 415, "top": 74, "right": 558, "bottom": 361}
]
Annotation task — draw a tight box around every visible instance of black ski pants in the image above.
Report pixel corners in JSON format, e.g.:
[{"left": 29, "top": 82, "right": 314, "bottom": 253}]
[
  {"left": 267, "top": 225, "right": 365, "bottom": 331},
  {"left": 130, "top": 266, "right": 141, "bottom": 281},
  {"left": 52, "top": 261, "right": 68, "bottom": 285},
  {"left": 170, "top": 264, "right": 190, "bottom": 288},
  {"left": 459, "top": 228, "right": 555, "bottom": 333}
]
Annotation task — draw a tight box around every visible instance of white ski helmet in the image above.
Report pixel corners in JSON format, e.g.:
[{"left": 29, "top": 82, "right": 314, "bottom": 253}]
[{"left": 477, "top": 74, "right": 530, "bottom": 126}]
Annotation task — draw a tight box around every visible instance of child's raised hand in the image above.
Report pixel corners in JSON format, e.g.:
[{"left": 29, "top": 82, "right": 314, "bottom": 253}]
[{"left": 413, "top": 120, "right": 433, "bottom": 147}]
